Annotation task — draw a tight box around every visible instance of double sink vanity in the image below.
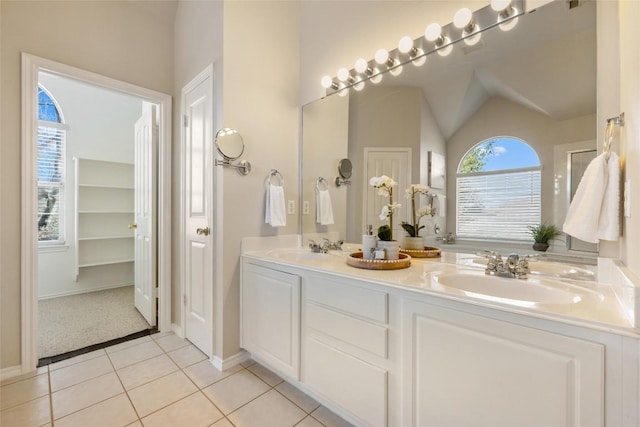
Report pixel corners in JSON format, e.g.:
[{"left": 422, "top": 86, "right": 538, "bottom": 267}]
[{"left": 240, "top": 236, "right": 639, "bottom": 427}]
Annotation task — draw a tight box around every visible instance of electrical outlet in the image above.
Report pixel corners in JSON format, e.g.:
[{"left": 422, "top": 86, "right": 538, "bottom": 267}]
[
  {"left": 303, "top": 201, "right": 310, "bottom": 215},
  {"left": 624, "top": 180, "right": 631, "bottom": 218},
  {"left": 287, "top": 200, "right": 296, "bottom": 215}
]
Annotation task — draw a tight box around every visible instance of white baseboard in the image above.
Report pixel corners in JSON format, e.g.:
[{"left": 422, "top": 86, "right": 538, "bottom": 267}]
[
  {"left": 171, "top": 323, "right": 184, "bottom": 338},
  {"left": 1, "top": 365, "right": 25, "bottom": 382},
  {"left": 211, "top": 350, "right": 251, "bottom": 371}
]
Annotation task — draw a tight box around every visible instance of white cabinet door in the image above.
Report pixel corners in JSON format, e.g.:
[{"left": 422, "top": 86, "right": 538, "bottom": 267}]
[
  {"left": 241, "top": 263, "right": 300, "bottom": 380},
  {"left": 133, "top": 103, "right": 158, "bottom": 326},
  {"left": 402, "top": 299, "right": 604, "bottom": 427}
]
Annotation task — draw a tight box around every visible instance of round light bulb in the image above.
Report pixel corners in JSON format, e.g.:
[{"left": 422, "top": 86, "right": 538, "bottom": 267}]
[
  {"left": 354, "top": 58, "right": 368, "bottom": 74},
  {"left": 375, "top": 49, "right": 389, "bottom": 65},
  {"left": 499, "top": 15, "right": 519, "bottom": 31},
  {"left": 353, "top": 78, "right": 365, "bottom": 91},
  {"left": 464, "top": 32, "right": 482, "bottom": 46},
  {"left": 337, "top": 67, "right": 350, "bottom": 82},
  {"left": 425, "top": 23, "right": 442, "bottom": 42},
  {"left": 398, "top": 36, "right": 413, "bottom": 54},
  {"left": 412, "top": 54, "right": 426, "bottom": 67},
  {"left": 454, "top": 8, "right": 472, "bottom": 29},
  {"left": 320, "top": 75, "right": 333, "bottom": 89},
  {"left": 437, "top": 43, "right": 453, "bottom": 57},
  {"left": 370, "top": 71, "right": 383, "bottom": 84},
  {"left": 491, "top": 0, "right": 511, "bottom": 11},
  {"left": 389, "top": 65, "right": 403, "bottom": 77}
]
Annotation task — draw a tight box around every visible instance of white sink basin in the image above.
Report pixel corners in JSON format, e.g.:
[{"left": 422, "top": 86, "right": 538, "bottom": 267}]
[
  {"left": 431, "top": 272, "right": 582, "bottom": 307},
  {"left": 463, "top": 258, "right": 596, "bottom": 281}
]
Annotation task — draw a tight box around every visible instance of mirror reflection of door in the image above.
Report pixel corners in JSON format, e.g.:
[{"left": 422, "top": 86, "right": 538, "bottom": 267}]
[
  {"left": 36, "top": 72, "right": 157, "bottom": 360},
  {"left": 568, "top": 149, "right": 598, "bottom": 253}
]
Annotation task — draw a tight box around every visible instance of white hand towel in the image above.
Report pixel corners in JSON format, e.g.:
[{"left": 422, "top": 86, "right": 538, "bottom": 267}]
[
  {"left": 436, "top": 194, "right": 446, "bottom": 217},
  {"left": 265, "top": 184, "right": 286, "bottom": 227},
  {"left": 563, "top": 152, "right": 619, "bottom": 243},
  {"left": 316, "top": 189, "right": 334, "bottom": 225},
  {"left": 597, "top": 151, "right": 620, "bottom": 241}
]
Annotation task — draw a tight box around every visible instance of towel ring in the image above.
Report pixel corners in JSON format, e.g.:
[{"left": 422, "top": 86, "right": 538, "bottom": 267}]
[
  {"left": 268, "top": 169, "right": 284, "bottom": 186},
  {"left": 604, "top": 112, "right": 625, "bottom": 159},
  {"left": 316, "top": 177, "right": 329, "bottom": 191}
]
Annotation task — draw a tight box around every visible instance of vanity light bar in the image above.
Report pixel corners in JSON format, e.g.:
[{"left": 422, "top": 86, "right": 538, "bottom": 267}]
[{"left": 321, "top": 0, "right": 524, "bottom": 95}]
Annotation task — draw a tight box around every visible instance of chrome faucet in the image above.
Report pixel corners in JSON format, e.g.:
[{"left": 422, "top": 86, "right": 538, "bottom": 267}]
[
  {"left": 485, "top": 252, "right": 530, "bottom": 279},
  {"left": 323, "top": 238, "right": 344, "bottom": 251},
  {"left": 436, "top": 232, "right": 455, "bottom": 244},
  {"left": 308, "top": 240, "right": 329, "bottom": 253}
]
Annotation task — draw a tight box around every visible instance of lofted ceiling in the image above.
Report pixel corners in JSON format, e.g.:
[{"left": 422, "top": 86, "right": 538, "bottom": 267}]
[{"left": 379, "top": 0, "right": 596, "bottom": 139}]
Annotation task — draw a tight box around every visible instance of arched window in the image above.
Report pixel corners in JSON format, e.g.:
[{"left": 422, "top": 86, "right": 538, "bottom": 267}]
[
  {"left": 456, "top": 137, "right": 541, "bottom": 241},
  {"left": 37, "top": 84, "right": 66, "bottom": 244}
]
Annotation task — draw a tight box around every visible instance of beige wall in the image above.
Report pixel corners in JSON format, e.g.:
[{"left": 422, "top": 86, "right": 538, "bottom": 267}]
[
  {"left": 1, "top": 1, "right": 175, "bottom": 369},
  {"left": 618, "top": 0, "right": 640, "bottom": 276},
  {"left": 220, "top": 1, "right": 300, "bottom": 358},
  {"left": 446, "top": 97, "right": 596, "bottom": 235}
]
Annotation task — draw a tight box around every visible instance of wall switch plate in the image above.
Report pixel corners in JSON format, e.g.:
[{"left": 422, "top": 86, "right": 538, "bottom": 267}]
[
  {"left": 303, "top": 201, "right": 310, "bottom": 215},
  {"left": 287, "top": 200, "right": 295, "bottom": 215},
  {"left": 624, "top": 180, "right": 631, "bottom": 218}
]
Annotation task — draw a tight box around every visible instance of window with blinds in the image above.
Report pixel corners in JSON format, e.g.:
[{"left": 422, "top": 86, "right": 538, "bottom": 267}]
[
  {"left": 37, "top": 83, "right": 66, "bottom": 244},
  {"left": 456, "top": 137, "right": 541, "bottom": 242},
  {"left": 38, "top": 123, "right": 65, "bottom": 243}
]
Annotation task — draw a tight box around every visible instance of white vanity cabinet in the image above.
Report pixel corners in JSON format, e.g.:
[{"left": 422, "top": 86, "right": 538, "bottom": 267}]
[
  {"left": 302, "top": 274, "right": 391, "bottom": 427},
  {"left": 401, "top": 298, "right": 605, "bottom": 427},
  {"left": 241, "top": 262, "right": 301, "bottom": 381}
]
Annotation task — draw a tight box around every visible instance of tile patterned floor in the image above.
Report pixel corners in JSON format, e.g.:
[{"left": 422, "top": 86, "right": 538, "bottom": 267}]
[{"left": 0, "top": 333, "right": 354, "bottom": 427}]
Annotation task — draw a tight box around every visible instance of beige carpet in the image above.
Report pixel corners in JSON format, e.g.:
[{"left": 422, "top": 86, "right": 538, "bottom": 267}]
[{"left": 38, "top": 286, "right": 151, "bottom": 358}]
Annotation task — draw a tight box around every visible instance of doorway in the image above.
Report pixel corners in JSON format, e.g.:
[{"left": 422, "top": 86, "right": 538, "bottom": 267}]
[{"left": 21, "top": 54, "right": 172, "bottom": 372}]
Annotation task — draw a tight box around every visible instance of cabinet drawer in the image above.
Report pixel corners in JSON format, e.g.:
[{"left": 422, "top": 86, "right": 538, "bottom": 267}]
[
  {"left": 305, "top": 337, "right": 387, "bottom": 427},
  {"left": 306, "top": 277, "right": 388, "bottom": 323},
  {"left": 306, "top": 303, "right": 388, "bottom": 358}
]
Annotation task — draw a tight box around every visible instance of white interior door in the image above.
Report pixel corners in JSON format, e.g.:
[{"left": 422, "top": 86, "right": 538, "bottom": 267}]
[
  {"left": 133, "top": 102, "right": 158, "bottom": 326},
  {"left": 363, "top": 148, "right": 412, "bottom": 239},
  {"left": 182, "top": 69, "right": 213, "bottom": 357}
]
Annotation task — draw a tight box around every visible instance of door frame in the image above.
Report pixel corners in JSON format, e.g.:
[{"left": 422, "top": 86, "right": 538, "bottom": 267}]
[{"left": 21, "top": 53, "right": 172, "bottom": 372}]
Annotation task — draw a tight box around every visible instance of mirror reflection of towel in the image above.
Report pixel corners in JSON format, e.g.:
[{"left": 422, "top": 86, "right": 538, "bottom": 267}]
[
  {"left": 316, "top": 189, "right": 334, "bottom": 225},
  {"left": 265, "top": 184, "right": 286, "bottom": 227},
  {"left": 563, "top": 152, "right": 619, "bottom": 243}
]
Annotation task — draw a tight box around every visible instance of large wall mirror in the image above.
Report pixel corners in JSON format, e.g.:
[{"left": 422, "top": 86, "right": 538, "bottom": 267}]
[{"left": 301, "top": 0, "right": 597, "bottom": 257}]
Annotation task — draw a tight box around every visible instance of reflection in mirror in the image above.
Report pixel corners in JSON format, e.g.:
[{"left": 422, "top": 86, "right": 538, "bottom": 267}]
[
  {"left": 301, "top": 0, "right": 597, "bottom": 259},
  {"left": 214, "top": 128, "right": 251, "bottom": 175},
  {"left": 215, "top": 128, "right": 244, "bottom": 160},
  {"left": 335, "top": 158, "right": 353, "bottom": 187}
]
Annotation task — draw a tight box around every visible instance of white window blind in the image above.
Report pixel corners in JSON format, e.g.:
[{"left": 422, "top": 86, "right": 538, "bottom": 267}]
[
  {"left": 456, "top": 167, "right": 541, "bottom": 241},
  {"left": 37, "top": 122, "right": 65, "bottom": 243}
]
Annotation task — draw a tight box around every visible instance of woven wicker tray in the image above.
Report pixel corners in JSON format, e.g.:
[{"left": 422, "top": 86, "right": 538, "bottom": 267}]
[
  {"left": 346, "top": 251, "right": 411, "bottom": 270},
  {"left": 399, "top": 246, "right": 441, "bottom": 258}
]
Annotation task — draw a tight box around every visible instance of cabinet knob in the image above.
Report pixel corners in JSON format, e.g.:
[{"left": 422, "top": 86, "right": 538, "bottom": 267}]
[
  {"left": 196, "top": 227, "right": 210, "bottom": 236},
  {"left": 128, "top": 223, "right": 138, "bottom": 229}
]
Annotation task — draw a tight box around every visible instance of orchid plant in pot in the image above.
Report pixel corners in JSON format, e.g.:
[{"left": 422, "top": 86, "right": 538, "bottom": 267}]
[
  {"left": 369, "top": 175, "right": 401, "bottom": 259},
  {"left": 401, "top": 184, "right": 433, "bottom": 250}
]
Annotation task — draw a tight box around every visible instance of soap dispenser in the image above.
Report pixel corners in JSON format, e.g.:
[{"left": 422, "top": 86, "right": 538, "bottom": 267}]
[{"left": 362, "top": 224, "right": 377, "bottom": 260}]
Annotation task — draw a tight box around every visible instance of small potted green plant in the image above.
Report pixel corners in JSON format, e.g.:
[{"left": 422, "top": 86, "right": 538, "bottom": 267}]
[{"left": 527, "top": 223, "right": 562, "bottom": 252}]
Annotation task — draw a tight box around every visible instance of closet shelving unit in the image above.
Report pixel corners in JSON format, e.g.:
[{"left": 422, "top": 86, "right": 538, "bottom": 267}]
[{"left": 74, "top": 157, "right": 135, "bottom": 279}]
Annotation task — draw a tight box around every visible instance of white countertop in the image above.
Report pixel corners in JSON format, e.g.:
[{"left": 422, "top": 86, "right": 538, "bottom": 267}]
[{"left": 242, "top": 245, "right": 638, "bottom": 336}]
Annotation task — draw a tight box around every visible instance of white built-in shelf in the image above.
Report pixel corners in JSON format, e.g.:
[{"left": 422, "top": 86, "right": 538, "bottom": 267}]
[
  {"left": 78, "top": 235, "right": 133, "bottom": 241},
  {"left": 74, "top": 157, "right": 135, "bottom": 277},
  {"left": 78, "top": 258, "right": 134, "bottom": 268}
]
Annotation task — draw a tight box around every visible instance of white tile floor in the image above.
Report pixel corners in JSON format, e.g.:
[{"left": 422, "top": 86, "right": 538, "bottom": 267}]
[{"left": 0, "top": 333, "right": 354, "bottom": 427}]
